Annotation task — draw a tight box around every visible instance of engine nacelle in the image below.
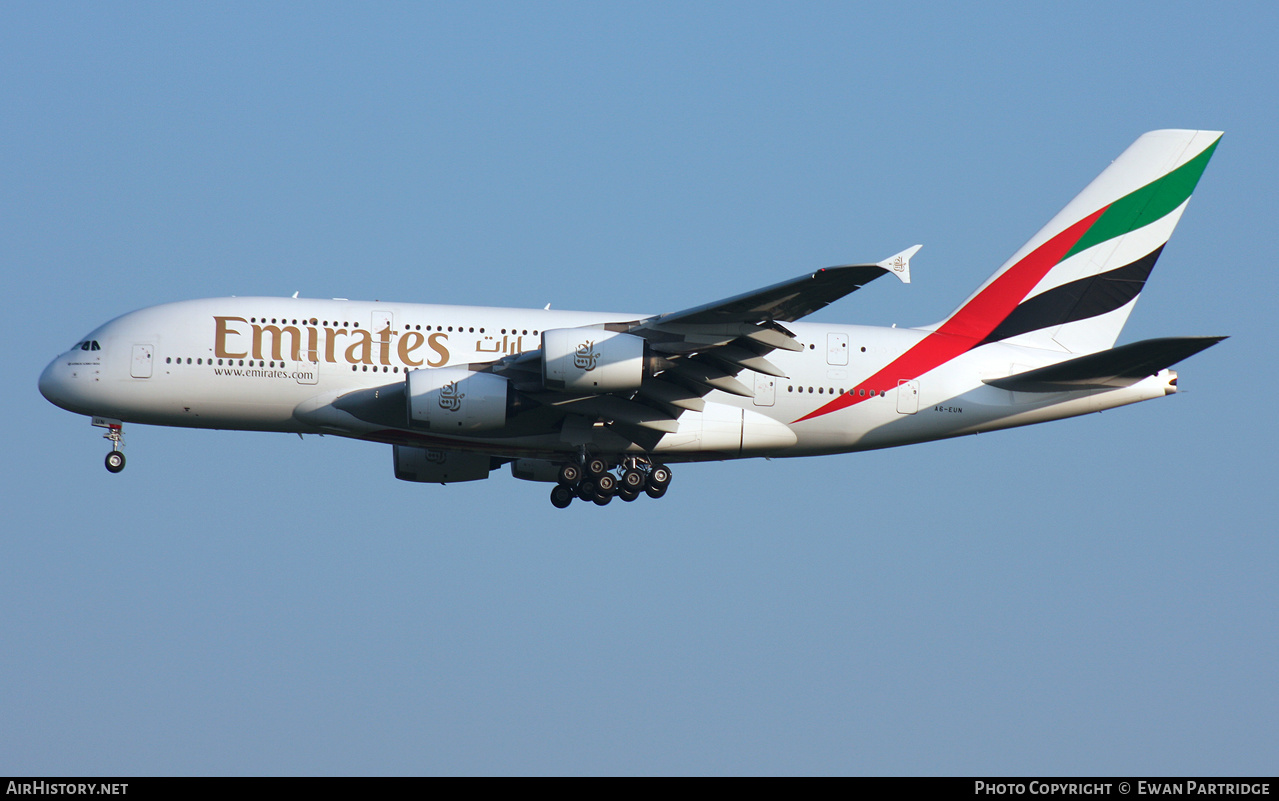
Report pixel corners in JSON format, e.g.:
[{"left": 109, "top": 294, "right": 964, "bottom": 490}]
[
  {"left": 406, "top": 367, "right": 511, "bottom": 431},
  {"left": 393, "top": 445, "right": 494, "bottom": 483},
  {"left": 542, "top": 329, "right": 646, "bottom": 393},
  {"left": 509, "top": 458, "right": 562, "bottom": 483}
]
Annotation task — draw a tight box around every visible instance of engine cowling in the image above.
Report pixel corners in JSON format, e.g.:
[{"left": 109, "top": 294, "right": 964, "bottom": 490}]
[
  {"left": 509, "top": 458, "right": 562, "bottom": 483},
  {"left": 406, "top": 367, "right": 511, "bottom": 431},
  {"left": 393, "top": 445, "right": 494, "bottom": 483},
  {"left": 542, "top": 329, "right": 647, "bottom": 393}
]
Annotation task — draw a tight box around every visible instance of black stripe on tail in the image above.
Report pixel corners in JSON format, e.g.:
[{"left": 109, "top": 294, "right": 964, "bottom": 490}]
[{"left": 980, "top": 245, "right": 1164, "bottom": 346}]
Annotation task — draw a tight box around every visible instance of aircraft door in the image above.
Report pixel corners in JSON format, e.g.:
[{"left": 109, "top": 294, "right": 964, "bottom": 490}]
[
  {"left": 753, "top": 372, "right": 776, "bottom": 406},
  {"left": 292, "top": 320, "right": 320, "bottom": 385},
  {"left": 827, "top": 333, "right": 849, "bottom": 366},
  {"left": 366, "top": 309, "right": 395, "bottom": 382},
  {"left": 372, "top": 310, "right": 394, "bottom": 342},
  {"left": 294, "top": 356, "right": 318, "bottom": 385},
  {"left": 130, "top": 344, "right": 153, "bottom": 378},
  {"left": 896, "top": 379, "right": 919, "bottom": 414}
]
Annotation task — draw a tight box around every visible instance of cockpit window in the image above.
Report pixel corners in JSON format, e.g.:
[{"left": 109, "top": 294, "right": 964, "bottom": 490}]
[{"left": 76, "top": 341, "right": 101, "bottom": 351}]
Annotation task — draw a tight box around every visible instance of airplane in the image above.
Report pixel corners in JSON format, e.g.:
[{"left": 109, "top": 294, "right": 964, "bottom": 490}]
[{"left": 39, "top": 129, "right": 1225, "bottom": 508}]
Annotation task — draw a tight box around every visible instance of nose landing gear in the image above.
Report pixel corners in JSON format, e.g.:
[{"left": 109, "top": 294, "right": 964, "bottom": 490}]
[
  {"left": 546, "top": 455, "right": 672, "bottom": 509},
  {"left": 93, "top": 417, "right": 126, "bottom": 473}
]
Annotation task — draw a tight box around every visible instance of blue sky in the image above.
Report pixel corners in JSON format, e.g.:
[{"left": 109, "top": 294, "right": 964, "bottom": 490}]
[{"left": 3, "top": 2, "right": 1276, "bottom": 775}]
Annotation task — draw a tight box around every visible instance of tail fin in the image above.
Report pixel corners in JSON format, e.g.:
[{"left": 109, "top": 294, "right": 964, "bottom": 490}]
[{"left": 936, "top": 129, "right": 1222, "bottom": 354}]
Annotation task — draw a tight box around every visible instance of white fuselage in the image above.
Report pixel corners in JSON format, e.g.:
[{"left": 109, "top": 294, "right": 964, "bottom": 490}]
[{"left": 39, "top": 297, "right": 1175, "bottom": 464}]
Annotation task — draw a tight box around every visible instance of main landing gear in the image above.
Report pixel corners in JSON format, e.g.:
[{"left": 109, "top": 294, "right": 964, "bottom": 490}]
[
  {"left": 94, "top": 418, "right": 126, "bottom": 473},
  {"left": 548, "top": 455, "right": 672, "bottom": 509}
]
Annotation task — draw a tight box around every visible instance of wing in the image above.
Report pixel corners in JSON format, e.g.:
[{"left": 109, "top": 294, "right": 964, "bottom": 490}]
[{"left": 489, "top": 247, "right": 920, "bottom": 448}]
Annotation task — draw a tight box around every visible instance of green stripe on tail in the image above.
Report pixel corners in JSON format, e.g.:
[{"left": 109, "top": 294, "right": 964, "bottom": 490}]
[{"left": 1064, "top": 136, "right": 1221, "bottom": 260}]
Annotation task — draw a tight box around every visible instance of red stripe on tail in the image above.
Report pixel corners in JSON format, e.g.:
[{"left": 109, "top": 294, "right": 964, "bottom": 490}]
[{"left": 794, "top": 206, "right": 1107, "bottom": 423}]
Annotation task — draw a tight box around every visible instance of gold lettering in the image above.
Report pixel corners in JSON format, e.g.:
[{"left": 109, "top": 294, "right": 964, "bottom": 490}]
[
  {"left": 307, "top": 325, "right": 319, "bottom": 362},
  {"left": 324, "top": 328, "right": 346, "bottom": 363},
  {"left": 427, "top": 332, "right": 450, "bottom": 367},
  {"left": 253, "top": 325, "right": 303, "bottom": 361},
  {"left": 215, "top": 316, "right": 248, "bottom": 359},
  {"left": 398, "top": 331, "right": 425, "bottom": 367},
  {"left": 344, "top": 328, "right": 374, "bottom": 365}
]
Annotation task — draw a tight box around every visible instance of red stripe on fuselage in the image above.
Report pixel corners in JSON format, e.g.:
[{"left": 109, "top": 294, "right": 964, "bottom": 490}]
[{"left": 793, "top": 207, "right": 1107, "bottom": 423}]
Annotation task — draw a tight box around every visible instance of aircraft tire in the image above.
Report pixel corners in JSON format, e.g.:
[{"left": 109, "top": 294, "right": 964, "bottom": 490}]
[
  {"left": 621, "top": 469, "right": 645, "bottom": 490},
  {"left": 618, "top": 487, "right": 640, "bottom": 502},
  {"left": 586, "top": 457, "right": 609, "bottom": 478},
  {"left": 550, "top": 485, "right": 574, "bottom": 509},
  {"left": 648, "top": 465, "right": 671, "bottom": 489},
  {"left": 645, "top": 483, "right": 667, "bottom": 500},
  {"left": 105, "top": 451, "right": 126, "bottom": 473},
  {"left": 557, "top": 463, "right": 582, "bottom": 485},
  {"left": 595, "top": 473, "right": 617, "bottom": 495}
]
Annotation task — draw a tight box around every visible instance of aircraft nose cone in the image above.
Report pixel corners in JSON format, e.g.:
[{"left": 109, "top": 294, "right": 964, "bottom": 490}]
[
  {"left": 38, "top": 358, "right": 61, "bottom": 403},
  {"left": 38, "top": 357, "right": 76, "bottom": 411}
]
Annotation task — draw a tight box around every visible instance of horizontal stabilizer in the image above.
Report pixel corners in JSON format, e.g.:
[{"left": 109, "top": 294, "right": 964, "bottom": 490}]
[{"left": 983, "top": 336, "right": 1226, "bottom": 392}]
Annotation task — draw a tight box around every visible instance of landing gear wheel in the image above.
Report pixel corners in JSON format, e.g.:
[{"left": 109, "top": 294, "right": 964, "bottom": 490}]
[
  {"left": 595, "top": 473, "right": 617, "bottom": 495},
  {"left": 645, "top": 483, "right": 668, "bottom": 499},
  {"left": 550, "top": 484, "right": 574, "bottom": 509},
  {"left": 647, "top": 465, "right": 671, "bottom": 490},
  {"left": 577, "top": 480, "right": 597, "bottom": 501},
  {"left": 621, "top": 468, "right": 646, "bottom": 491},
  {"left": 586, "top": 457, "right": 609, "bottom": 478},
  {"left": 618, "top": 487, "right": 640, "bottom": 502},
  {"left": 557, "top": 462, "right": 582, "bottom": 485},
  {"left": 105, "top": 451, "right": 126, "bottom": 473},
  {"left": 593, "top": 491, "right": 613, "bottom": 506}
]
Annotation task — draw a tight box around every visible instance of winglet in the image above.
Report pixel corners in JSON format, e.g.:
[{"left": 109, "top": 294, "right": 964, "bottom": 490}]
[{"left": 878, "top": 245, "right": 920, "bottom": 284}]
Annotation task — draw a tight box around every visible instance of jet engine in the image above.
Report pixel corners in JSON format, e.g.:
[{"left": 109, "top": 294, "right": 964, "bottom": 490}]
[
  {"left": 406, "top": 366, "right": 513, "bottom": 431},
  {"left": 509, "top": 458, "right": 562, "bottom": 483},
  {"left": 542, "top": 328, "right": 648, "bottom": 393},
  {"left": 393, "top": 445, "right": 494, "bottom": 483}
]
